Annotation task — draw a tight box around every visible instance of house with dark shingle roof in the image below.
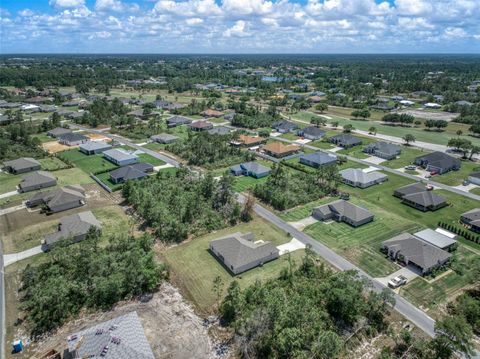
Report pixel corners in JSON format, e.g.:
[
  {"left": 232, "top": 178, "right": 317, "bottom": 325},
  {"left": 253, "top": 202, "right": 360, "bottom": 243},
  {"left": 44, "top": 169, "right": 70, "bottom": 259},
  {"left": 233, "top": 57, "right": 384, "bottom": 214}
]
[
  {"left": 43, "top": 210, "right": 101, "bottom": 250},
  {"left": 460, "top": 208, "right": 480, "bottom": 233},
  {"left": 209, "top": 232, "right": 279, "bottom": 275},
  {"left": 79, "top": 140, "right": 112, "bottom": 155},
  {"left": 382, "top": 233, "right": 452, "bottom": 275},
  {"left": 300, "top": 152, "right": 337, "bottom": 168},
  {"left": 339, "top": 168, "right": 388, "bottom": 188},
  {"left": 103, "top": 149, "right": 139, "bottom": 166},
  {"left": 230, "top": 162, "right": 271, "bottom": 178},
  {"left": 27, "top": 185, "right": 86, "bottom": 213},
  {"left": 330, "top": 134, "right": 362, "bottom": 148},
  {"left": 3, "top": 157, "right": 41, "bottom": 174},
  {"left": 150, "top": 133, "right": 179, "bottom": 144},
  {"left": 297, "top": 126, "right": 325, "bottom": 140},
  {"left": 47, "top": 127, "right": 72, "bottom": 138},
  {"left": 414, "top": 151, "right": 461, "bottom": 174},
  {"left": 66, "top": 311, "right": 154, "bottom": 359},
  {"left": 312, "top": 200, "right": 374, "bottom": 227},
  {"left": 272, "top": 120, "right": 298, "bottom": 133},
  {"left": 18, "top": 171, "right": 57, "bottom": 193},
  {"left": 166, "top": 115, "right": 192, "bottom": 127},
  {"left": 208, "top": 126, "right": 231, "bottom": 135},
  {"left": 363, "top": 142, "right": 401, "bottom": 160},
  {"left": 109, "top": 163, "right": 154, "bottom": 184},
  {"left": 394, "top": 183, "right": 447, "bottom": 212},
  {"left": 58, "top": 133, "right": 89, "bottom": 146}
]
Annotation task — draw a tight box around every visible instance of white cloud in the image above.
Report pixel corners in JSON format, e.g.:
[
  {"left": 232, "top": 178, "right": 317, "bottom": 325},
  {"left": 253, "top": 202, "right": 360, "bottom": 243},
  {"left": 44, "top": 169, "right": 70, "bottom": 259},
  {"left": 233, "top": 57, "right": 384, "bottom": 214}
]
[
  {"left": 222, "top": 0, "right": 273, "bottom": 16},
  {"left": 95, "top": 0, "right": 139, "bottom": 13},
  {"left": 49, "top": 0, "right": 85, "bottom": 8},
  {"left": 395, "top": 0, "right": 433, "bottom": 16},
  {"left": 186, "top": 17, "right": 203, "bottom": 25},
  {"left": 223, "top": 20, "right": 249, "bottom": 37},
  {"left": 88, "top": 31, "right": 112, "bottom": 40},
  {"left": 18, "top": 9, "right": 35, "bottom": 17}
]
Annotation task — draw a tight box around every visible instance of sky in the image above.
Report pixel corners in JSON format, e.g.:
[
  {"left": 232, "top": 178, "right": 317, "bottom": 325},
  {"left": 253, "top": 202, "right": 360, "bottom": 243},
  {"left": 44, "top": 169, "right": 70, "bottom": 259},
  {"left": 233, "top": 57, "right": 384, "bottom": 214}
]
[{"left": 0, "top": 0, "right": 479, "bottom": 54}]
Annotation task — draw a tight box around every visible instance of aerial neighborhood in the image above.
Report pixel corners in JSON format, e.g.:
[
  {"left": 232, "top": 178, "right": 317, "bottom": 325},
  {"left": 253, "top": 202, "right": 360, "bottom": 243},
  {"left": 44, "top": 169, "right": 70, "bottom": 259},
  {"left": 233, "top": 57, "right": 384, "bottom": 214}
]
[{"left": 0, "top": 53, "right": 479, "bottom": 359}]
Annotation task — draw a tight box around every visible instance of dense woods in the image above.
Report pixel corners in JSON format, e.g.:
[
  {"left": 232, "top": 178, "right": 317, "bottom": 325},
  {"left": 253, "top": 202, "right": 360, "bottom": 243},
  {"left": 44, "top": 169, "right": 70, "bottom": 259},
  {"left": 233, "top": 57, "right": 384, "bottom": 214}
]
[
  {"left": 123, "top": 168, "right": 244, "bottom": 242},
  {"left": 20, "top": 229, "right": 165, "bottom": 335}
]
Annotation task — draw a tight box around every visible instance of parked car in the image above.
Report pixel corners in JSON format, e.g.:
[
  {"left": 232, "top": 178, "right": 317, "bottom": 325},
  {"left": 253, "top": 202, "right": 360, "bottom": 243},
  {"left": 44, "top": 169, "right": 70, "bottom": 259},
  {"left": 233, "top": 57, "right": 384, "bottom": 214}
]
[
  {"left": 388, "top": 275, "right": 407, "bottom": 289},
  {"left": 405, "top": 165, "right": 416, "bottom": 170}
]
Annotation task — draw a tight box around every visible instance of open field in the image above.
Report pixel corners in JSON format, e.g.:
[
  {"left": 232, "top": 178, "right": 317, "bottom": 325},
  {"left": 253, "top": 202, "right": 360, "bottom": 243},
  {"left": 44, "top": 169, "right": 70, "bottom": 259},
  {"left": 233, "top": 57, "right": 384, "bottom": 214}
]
[
  {"left": 38, "top": 157, "right": 70, "bottom": 171},
  {"left": 163, "top": 217, "right": 306, "bottom": 313}
]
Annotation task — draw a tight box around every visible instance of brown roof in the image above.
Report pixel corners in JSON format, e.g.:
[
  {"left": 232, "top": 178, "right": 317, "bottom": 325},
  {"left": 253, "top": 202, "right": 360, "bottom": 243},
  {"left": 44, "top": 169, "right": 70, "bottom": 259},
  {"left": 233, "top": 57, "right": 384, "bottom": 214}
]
[
  {"left": 201, "top": 109, "right": 224, "bottom": 117},
  {"left": 262, "top": 142, "right": 300, "bottom": 155},
  {"left": 190, "top": 120, "right": 213, "bottom": 129},
  {"left": 239, "top": 134, "right": 264, "bottom": 145},
  {"left": 309, "top": 95, "right": 323, "bottom": 102}
]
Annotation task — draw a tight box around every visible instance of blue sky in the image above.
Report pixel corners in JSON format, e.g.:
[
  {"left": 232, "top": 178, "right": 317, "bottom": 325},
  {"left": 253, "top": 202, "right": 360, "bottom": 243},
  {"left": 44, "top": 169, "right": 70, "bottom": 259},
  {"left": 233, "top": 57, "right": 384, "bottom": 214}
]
[{"left": 1, "top": 0, "right": 479, "bottom": 54}]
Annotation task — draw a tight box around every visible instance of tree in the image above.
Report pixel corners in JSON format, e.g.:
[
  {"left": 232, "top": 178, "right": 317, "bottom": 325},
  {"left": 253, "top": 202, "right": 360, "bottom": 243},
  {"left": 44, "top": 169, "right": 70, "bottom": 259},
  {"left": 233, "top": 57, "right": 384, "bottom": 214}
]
[
  {"left": 212, "top": 276, "right": 224, "bottom": 309},
  {"left": 241, "top": 192, "right": 255, "bottom": 222},
  {"left": 343, "top": 124, "right": 354, "bottom": 133},
  {"left": 331, "top": 121, "right": 339, "bottom": 128},
  {"left": 315, "top": 102, "right": 328, "bottom": 113},
  {"left": 456, "top": 130, "right": 463, "bottom": 137},
  {"left": 469, "top": 145, "right": 480, "bottom": 161},
  {"left": 432, "top": 315, "right": 475, "bottom": 359},
  {"left": 469, "top": 123, "right": 480, "bottom": 137},
  {"left": 402, "top": 133, "right": 416, "bottom": 145},
  {"left": 311, "top": 116, "right": 326, "bottom": 127},
  {"left": 368, "top": 126, "right": 377, "bottom": 135}
]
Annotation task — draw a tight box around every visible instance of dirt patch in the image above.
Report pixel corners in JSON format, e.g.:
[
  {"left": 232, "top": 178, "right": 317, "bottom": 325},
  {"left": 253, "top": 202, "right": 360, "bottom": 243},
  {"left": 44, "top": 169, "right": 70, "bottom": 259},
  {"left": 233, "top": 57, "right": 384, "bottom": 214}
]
[
  {"left": 16, "top": 283, "right": 220, "bottom": 359},
  {"left": 87, "top": 133, "right": 112, "bottom": 142},
  {"left": 42, "top": 141, "right": 76, "bottom": 154},
  {"left": 397, "top": 109, "right": 459, "bottom": 122}
]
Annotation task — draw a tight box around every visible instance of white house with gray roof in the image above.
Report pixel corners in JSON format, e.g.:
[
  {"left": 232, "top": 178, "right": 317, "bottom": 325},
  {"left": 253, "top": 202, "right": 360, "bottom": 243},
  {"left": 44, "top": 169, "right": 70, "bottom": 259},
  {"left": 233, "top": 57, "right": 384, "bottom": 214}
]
[
  {"left": 300, "top": 152, "right": 337, "bottom": 168},
  {"left": 79, "top": 140, "right": 112, "bottom": 155},
  {"left": 150, "top": 133, "right": 179, "bottom": 144},
  {"left": 209, "top": 232, "right": 279, "bottom": 275},
  {"left": 103, "top": 149, "right": 139, "bottom": 166},
  {"left": 312, "top": 200, "right": 374, "bottom": 227},
  {"left": 339, "top": 168, "right": 388, "bottom": 188},
  {"left": 18, "top": 170, "right": 57, "bottom": 193},
  {"left": 66, "top": 311, "right": 154, "bottom": 359}
]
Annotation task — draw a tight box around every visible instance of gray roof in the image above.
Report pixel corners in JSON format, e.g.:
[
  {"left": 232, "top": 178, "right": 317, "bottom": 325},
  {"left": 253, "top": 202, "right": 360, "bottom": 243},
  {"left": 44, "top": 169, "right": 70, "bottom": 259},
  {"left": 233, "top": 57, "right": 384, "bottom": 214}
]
[
  {"left": 403, "top": 190, "right": 446, "bottom": 208},
  {"left": 272, "top": 120, "right": 298, "bottom": 131},
  {"left": 364, "top": 141, "right": 400, "bottom": 155},
  {"left": 413, "top": 229, "right": 457, "bottom": 249},
  {"left": 20, "top": 171, "right": 56, "bottom": 188},
  {"left": 395, "top": 183, "right": 428, "bottom": 197},
  {"left": 469, "top": 172, "right": 480, "bottom": 179},
  {"left": 210, "top": 232, "right": 279, "bottom": 270},
  {"left": 299, "top": 126, "right": 325, "bottom": 137},
  {"left": 240, "top": 162, "right": 270, "bottom": 174},
  {"left": 330, "top": 134, "right": 362, "bottom": 146},
  {"left": 45, "top": 210, "right": 101, "bottom": 245},
  {"left": 167, "top": 115, "right": 192, "bottom": 125},
  {"left": 415, "top": 151, "right": 461, "bottom": 170},
  {"left": 109, "top": 164, "right": 152, "bottom": 181},
  {"left": 340, "top": 168, "right": 387, "bottom": 184},
  {"left": 461, "top": 208, "right": 480, "bottom": 226},
  {"left": 300, "top": 151, "right": 337, "bottom": 165},
  {"left": 316, "top": 200, "right": 374, "bottom": 223},
  {"left": 79, "top": 140, "right": 112, "bottom": 152},
  {"left": 3, "top": 157, "right": 41, "bottom": 171},
  {"left": 48, "top": 127, "right": 72, "bottom": 137},
  {"left": 208, "top": 126, "right": 231, "bottom": 135},
  {"left": 150, "top": 133, "right": 179, "bottom": 142},
  {"left": 66, "top": 311, "right": 154, "bottom": 359},
  {"left": 383, "top": 233, "right": 451, "bottom": 270},
  {"left": 29, "top": 185, "right": 85, "bottom": 207},
  {"left": 103, "top": 149, "right": 138, "bottom": 162},
  {"left": 58, "top": 132, "right": 88, "bottom": 143}
]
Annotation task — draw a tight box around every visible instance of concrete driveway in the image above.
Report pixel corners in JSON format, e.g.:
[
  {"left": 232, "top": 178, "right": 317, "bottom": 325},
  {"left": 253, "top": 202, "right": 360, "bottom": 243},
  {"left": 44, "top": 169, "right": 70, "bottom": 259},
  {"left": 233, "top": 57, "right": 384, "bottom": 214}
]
[
  {"left": 288, "top": 216, "right": 318, "bottom": 231},
  {"left": 0, "top": 190, "right": 19, "bottom": 200},
  {"left": 0, "top": 204, "right": 26, "bottom": 216},
  {"left": 4, "top": 246, "right": 44, "bottom": 267},
  {"left": 277, "top": 238, "right": 306, "bottom": 256},
  {"left": 364, "top": 156, "right": 387, "bottom": 165},
  {"left": 375, "top": 265, "right": 421, "bottom": 287}
]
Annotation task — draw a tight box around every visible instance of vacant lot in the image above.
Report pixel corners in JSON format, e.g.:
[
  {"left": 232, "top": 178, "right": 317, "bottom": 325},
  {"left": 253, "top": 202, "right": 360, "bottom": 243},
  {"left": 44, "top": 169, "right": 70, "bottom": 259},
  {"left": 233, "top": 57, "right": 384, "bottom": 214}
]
[
  {"left": 164, "top": 217, "right": 305, "bottom": 313},
  {"left": 42, "top": 141, "right": 75, "bottom": 154},
  {"left": 38, "top": 157, "right": 70, "bottom": 171}
]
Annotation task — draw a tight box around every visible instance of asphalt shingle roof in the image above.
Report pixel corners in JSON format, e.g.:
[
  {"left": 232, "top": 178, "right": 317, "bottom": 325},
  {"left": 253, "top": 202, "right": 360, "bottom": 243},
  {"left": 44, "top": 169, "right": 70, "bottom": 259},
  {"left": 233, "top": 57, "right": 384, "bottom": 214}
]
[
  {"left": 3, "top": 157, "right": 40, "bottom": 171},
  {"left": 45, "top": 210, "right": 101, "bottom": 245},
  {"left": 340, "top": 168, "right": 387, "bottom": 185}
]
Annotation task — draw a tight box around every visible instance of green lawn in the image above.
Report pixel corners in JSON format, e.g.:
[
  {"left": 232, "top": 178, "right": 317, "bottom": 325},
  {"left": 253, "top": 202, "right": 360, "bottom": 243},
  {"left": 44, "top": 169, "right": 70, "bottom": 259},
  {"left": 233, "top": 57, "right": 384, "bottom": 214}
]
[
  {"left": 38, "top": 157, "right": 70, "bottom": 171},
  {"left": 95, "top": 172, "right": 124, "bottom": 192},
  {"left": 233, "top": 175, "right": 269, "bottom": 192},
  {"left": 470, "top": 187, "right": 480, "bottom": 195},
  {"left": 164, "top": 217, "right": 305, "bottom": 313},
  {"left": 382, "top": 146, "right": 430, "bottom": 169},
  {"left": 136, "top": 153, "right": 165, "bottom": 166},
  {"left": 32, "top": 133, "right": 54, "bottom": 143},
  {"left": 58, "top": 149, "right": 118, "bottom": 174},
  {"left": 142, "top": 142, "right": 165, "bottom": 151},
  {"left": 431, "top": 160, "right": 480, "bottom": 186},
  {"left": 279, "top": 132, "right": 300, "bottom": 140}
]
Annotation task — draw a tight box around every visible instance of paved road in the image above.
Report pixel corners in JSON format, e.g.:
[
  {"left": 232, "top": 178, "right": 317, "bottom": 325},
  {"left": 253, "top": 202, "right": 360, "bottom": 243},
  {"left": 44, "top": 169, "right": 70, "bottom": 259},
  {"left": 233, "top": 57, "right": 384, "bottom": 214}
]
[
  {"left": 274, "top": 136, "right": 480, "bottom": 201},
  {"left": 0, "top": 240, "right": 5, "bottom": 359},
  {"left": 3, "top": 246, "right": 44, "bottom": 267},
  {"left": 238, "top": 193, "right": 436, "bottom": 337},
  {"left": 69, "top": 125, "right": 180, "bottom": 167}
]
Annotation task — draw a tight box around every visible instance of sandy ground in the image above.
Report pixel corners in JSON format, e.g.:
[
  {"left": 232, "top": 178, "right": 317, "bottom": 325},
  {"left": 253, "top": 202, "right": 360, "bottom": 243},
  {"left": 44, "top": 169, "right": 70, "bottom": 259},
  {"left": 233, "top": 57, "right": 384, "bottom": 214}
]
[
  {"left": 27, "top": 283, "right": 217, "bottom": 359},
  {"left": 42, "top": 141, "right": 76, "bottom": 154},
  {"left": 397, "top": 109, "right": 459, "bottom": 122},
  {"left": 86, "top": 133, "right": 111, "bottom": 142}
]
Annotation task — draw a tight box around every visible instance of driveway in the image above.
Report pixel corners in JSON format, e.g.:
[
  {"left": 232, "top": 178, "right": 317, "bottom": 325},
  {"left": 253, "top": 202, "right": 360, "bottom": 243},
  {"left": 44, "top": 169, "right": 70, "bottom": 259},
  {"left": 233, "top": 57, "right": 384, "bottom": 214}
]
[
  {"left": 375, "top": 265, "right": 421, "bottom": 287},
  {"left": 0, "top": 190, "right": 19, "bottom": 200},
  {"left": 0, "top": 204, "right": 26, "bottom": 216},
  {"left": 3, "top": 245, "right": 44, "bottom": 267},
  {"left": 453, "top": 183, "right": 479, "bottom": 192},
  {"left": 288, "top": 216, "right": 317, "bottom": 231},
  {"left": 277, "top": 238, "right": 306, "bottom": 256},
  {"left": 364, "top": 156, "right": 387, "bottom": 165}
]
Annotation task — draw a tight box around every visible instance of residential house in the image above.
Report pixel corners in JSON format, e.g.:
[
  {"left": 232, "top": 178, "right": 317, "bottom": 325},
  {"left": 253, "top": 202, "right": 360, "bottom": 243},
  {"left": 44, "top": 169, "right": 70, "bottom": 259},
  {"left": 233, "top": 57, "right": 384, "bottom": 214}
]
[
  {"left": 231, "top": 134, "right": 266, "bottom": 147},
  {"left": 209, "top": 232, "right": 279, "bottom": 275},
  {"left": 339, "top": 168, "right": 388, "bottom": 188},
  {"left": 230, "top": 162, "right": 271, "bottom": 178},
  {"left": 414, "top": 152, "right": 461, "bottom": 174},
  {"left": 103, "top": 149, "right": 139, "bottom": 166},
  {"left": 272, "top": 120, "right": 298, "bottom": 133},
  {"left": 382, "top": 233, "right": 451, "bottom": 275},
  {"left": 297, "top": 126, "right": 325, "bottom": 140},
  {"left": 153, "top": 100, "right": 185, "bottom": 111},
  {"left": 394, "top": 183, "right": 447, "bottom": 212},
  {"left": 455, "top": 100, "right": 473, "bottom": 107},
  {"left": 413, "top": 229, "right": 457, "bottom": 251},
  {"left": 299, "top": 152, "right": 337, "bottom": 168},
  {"left": 43, "top": 211, "right": 101, "bottom": 250},
  {"left": 3, "top": 157, "right": 41, "bottom": 174},
  {"left": 18, "top": 171, "right": 57, "bottom": 193},
  {"left": 79, "top": 140, "right": 112, "bottom": 155},
  {"left": 127, "top": 109, "right": 156, "bottom": 120},
  {"left": 47, "top": 127, "right": 72, "bottom": 138},
  {"left": 166, "top": 115, "right": 192, "bottom": 127},
  {"left": 189, "top": 121, "right": 214, "bottom": 132},
  {"left": 312, "top": 200, "right": 374, "bottom": 227},
  {"left": 363, "top": 142, "right": 401, "bottom": 160},
  {"left": 65, "top": 311, "right": 155, "bottom": 359},
  {"left": 201, "top": 109, "right": 224, "bottom": 118},
  {"left": 109, "top": 163, "right": 154, "bottom": 184},
  {"left": 27, "top": 185, "right": 86, "bottom": 213},
  {"left": 330, "top": 134, "right": 362, "bottom": 148},
  {"left": 460, "top": 208, "right": 480, "bottom": 233},
  {"left": 150, "top": 133, "right": 179, "bottom": 144},
  {"left": 58, "top": 133, "right": 89, "bottom": 146},
  {"left": 467, "top": 172, "right": 480, "bottom": 186},
  {"left": 262, "top": 142, "right": 301, "bottom": 158},
  {"left": 208, "top": 126, "right": 231, "bottom": 135},
  {"left": 424, "top": 103, "right": 441, "bottom": 109}
]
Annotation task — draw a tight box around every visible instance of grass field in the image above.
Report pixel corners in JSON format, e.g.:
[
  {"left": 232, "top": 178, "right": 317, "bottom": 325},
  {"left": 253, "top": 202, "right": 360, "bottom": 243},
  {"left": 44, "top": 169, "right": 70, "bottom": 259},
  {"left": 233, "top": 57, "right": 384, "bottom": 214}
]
[
  {"left": 136, "top": 153, "right": 165, "bottom": 166},
  {"left": 233, "top": 175, "right": 269, "bottom": 192},
  {"left": 470, "top": 187, "right": 480, "bottom": 195},
  {"left": 38, "top": 157, "right": 70, "bottom": 171},
  {"left": 58, "top": 149, "right": 118, "bottom": 174},
  {"left": 382, "top": 146, "right": 430, "bottom": 169},
  {"left": 163, "top": 217, "right": 306, "bottom": 313}
]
